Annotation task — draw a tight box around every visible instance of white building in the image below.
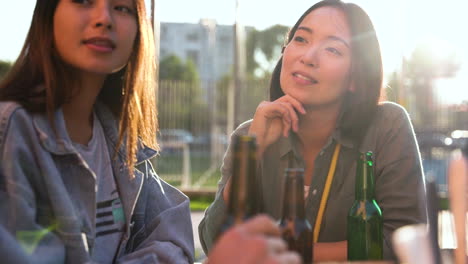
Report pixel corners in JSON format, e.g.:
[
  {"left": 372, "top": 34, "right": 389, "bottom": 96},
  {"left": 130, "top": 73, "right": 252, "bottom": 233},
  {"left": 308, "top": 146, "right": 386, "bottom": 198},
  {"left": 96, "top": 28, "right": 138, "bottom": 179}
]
[{"left": 160, "top": 19, "right": 253, "bottom": 81}]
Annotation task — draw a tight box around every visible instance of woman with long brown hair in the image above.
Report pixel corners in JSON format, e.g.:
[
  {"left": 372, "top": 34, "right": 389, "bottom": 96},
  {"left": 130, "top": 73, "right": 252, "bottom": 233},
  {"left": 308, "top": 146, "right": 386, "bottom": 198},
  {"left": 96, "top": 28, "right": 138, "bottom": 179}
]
[
  {"left": 200, "top": 0, "right": 427, "bottom": 262},
  {"left": 0, "top": 0, "right": 194, "bottom": 263}
]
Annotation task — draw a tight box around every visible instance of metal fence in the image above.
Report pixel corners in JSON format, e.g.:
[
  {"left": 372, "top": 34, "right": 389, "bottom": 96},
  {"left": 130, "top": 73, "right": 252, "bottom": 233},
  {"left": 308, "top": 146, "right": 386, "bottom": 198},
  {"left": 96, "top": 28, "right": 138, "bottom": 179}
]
[
  {"left": 153, "top": 78, "right": 468, "bottom": 194},
  {"left": 153, "top": 78, "right": 270, "bottom": 191}
]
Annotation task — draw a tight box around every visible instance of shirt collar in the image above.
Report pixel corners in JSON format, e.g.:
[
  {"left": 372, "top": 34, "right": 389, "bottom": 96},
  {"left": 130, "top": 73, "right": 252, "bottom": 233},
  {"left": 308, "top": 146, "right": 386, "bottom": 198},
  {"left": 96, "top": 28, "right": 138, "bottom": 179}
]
[
  {"left": 32, "top": 107, "right": 75, "bottom": 155},
  {"left": 277, "top": 125, "right": 354, "bottom": 160}
]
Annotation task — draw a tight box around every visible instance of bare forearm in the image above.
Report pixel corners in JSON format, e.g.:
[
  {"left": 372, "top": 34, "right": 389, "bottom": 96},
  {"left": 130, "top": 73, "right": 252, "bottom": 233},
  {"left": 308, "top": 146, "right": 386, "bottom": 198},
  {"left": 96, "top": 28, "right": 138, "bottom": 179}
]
[
  {"left": 314, "top": 241, "right": 347, "bottom": 262},
  {"left": 449, "top": 157, "right": 468, "bottom": 264}
]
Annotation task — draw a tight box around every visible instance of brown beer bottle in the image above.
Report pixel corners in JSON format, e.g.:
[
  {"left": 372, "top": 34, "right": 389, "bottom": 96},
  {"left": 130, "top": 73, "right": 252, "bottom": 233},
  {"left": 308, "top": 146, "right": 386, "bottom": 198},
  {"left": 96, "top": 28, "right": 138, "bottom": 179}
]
[
  {"left": 218, "top": 135, "right": 261, "bottom": 237},
  {"left": 279, "top": 168, "right": 313, "bottom": 263}
]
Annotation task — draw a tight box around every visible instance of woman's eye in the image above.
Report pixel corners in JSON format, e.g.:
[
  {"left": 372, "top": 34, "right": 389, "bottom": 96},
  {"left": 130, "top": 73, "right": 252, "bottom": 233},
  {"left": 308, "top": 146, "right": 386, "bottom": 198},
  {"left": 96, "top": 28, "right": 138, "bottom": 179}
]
[
  {"left": 326, "top": 47, "right": 342, "bottom": 56},
  {"left": 72, "top": 0, "right": 91, "bottom": 4},
  {"left": 115, "top": 5, "right": 135, "bottom": 14},
  {"left": 293, "top": 36, "right": 307, "bottom": 43}
]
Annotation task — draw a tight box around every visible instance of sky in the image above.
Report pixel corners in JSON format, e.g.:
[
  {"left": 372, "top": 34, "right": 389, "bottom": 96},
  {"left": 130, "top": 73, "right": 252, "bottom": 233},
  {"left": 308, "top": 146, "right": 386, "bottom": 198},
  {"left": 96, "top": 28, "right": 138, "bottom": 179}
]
[{"left": 1, "top": 0, "right": 467, "bottom": 103}]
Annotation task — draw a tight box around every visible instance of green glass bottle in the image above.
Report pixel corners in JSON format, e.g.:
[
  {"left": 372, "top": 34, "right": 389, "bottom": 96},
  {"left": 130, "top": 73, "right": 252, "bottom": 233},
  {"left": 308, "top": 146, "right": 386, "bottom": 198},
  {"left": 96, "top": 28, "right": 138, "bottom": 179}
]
[
  {"left": 279, "top": 168, "right": 313, "bottom": 263},
  {"left": 218, "top": 135, "right": 262, "bottom": 237},
  {"left": 347, "top": 151, "right": 383, "bottom": 260}
]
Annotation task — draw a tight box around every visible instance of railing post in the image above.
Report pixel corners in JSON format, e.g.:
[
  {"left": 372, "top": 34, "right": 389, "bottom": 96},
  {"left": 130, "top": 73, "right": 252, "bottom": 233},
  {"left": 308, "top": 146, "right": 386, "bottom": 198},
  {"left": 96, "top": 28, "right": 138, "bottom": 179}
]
[{"left": 181, "top": 143, "right": 191, "bottom": 188}]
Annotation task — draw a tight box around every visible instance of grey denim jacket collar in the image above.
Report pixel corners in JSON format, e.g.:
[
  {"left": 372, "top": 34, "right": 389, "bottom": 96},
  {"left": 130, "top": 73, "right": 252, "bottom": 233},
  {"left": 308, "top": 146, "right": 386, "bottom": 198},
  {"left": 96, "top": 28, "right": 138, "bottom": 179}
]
[
  {"left": 31, "top": 102, "right": 158, "bottom": 163},
  {"left": 31, "top": 102, "right": 159, "bottom": 251}
]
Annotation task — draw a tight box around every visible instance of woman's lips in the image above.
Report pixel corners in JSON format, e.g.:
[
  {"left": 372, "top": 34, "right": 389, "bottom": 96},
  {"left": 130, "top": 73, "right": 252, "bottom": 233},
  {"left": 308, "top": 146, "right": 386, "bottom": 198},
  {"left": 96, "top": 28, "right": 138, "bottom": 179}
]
[
  {"left": 292, "top": 72, "right": 318, "bottom": 85},
  {"left": 83, "top": 37, "right": 116, "bottom": 53}
]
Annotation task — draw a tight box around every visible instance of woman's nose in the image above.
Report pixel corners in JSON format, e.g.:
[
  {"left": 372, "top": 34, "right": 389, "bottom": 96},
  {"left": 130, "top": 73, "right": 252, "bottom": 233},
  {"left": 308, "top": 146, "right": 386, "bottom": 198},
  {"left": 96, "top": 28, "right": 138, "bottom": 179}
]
[
  {"left": 92, "top": 3, "right": 113, "bottom": 30},
  {"left": 300, "top": 46, "right": 319, "bottom": 67}
]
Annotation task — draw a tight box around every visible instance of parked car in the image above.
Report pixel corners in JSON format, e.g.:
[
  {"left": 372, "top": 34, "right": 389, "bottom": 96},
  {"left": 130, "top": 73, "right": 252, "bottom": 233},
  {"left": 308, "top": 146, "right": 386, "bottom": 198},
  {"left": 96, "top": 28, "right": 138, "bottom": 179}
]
[
  {"left": 190, "top": 133, "right": 229, "bottom": 152},
  {"left": 158, "top": 129, "right": 193, "bottom": 154},
  {"left": 416, "top": 131, "right": 454, "bottom": 149},
  {"left": 450, "top": 130, "right": 468, "bottom": 149},
  {"left": 158, "top": 129, "right": 194, "bottom": 144}
]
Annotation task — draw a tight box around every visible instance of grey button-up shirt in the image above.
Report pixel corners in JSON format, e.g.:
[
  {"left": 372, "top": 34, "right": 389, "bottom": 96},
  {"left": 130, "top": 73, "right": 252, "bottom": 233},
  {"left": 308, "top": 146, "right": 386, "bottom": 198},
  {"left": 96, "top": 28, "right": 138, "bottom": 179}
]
[{"left": 199, "top": 102, "right": 427, "bottom": 260}]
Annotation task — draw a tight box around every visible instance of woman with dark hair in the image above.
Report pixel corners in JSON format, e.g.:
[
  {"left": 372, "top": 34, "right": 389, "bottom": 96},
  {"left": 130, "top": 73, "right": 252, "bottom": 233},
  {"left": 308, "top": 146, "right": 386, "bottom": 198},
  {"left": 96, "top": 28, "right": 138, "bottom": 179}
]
[
  {"left": 0, "top": 0, "right": 194, "bottom": 263},
  {"left": 200, "top": 0, "right": 427, "bottom": 261}
]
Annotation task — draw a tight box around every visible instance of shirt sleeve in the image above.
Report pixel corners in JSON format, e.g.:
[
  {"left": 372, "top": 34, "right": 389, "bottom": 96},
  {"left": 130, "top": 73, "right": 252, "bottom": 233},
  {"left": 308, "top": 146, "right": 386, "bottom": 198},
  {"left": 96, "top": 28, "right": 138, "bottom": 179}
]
[
  {"left": 198, "top": 142, "right": 232, "bottom": 254},
  {"left": 372, "top": 104, "right": 428, "bottom": 259},
  {"left": 198, "top": 121, "right": 252, "bottom": 254},
  {"left": 0, "top": 110, "right": 67, "bottom": 264}
]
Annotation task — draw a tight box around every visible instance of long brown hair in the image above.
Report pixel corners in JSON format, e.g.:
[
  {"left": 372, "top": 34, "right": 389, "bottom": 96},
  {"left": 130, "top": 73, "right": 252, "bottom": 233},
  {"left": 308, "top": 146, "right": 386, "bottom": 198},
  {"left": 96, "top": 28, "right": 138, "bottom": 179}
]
[
  {"left": 0, "top": 0, "right": 158, "bottom": 173},
  {"left": 270, "top": 0, "right": 383, "bottom": 145}
]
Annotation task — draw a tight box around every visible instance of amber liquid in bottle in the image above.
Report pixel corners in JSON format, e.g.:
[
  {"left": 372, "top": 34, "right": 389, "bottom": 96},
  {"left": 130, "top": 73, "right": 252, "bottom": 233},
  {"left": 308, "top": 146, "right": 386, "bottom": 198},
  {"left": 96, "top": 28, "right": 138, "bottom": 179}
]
[
  {"left": 279, "top": 168, "right": 313, "bottom": 263},
  {"left": 218, "top": 135, "right": 262, "bottom": 237}
]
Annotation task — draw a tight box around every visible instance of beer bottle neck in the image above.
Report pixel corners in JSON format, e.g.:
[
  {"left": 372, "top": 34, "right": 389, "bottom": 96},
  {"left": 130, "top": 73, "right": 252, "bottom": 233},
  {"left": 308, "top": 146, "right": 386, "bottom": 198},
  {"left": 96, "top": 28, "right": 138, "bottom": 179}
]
[
  {"left": 355, "top": 153, "right": 376, "bottom": 201},
  {"left": 282, "top": 170, "right": 306, "bottom": 219},
  {"left": 227, "top": 135, "right": 259, "bottom": 217}
]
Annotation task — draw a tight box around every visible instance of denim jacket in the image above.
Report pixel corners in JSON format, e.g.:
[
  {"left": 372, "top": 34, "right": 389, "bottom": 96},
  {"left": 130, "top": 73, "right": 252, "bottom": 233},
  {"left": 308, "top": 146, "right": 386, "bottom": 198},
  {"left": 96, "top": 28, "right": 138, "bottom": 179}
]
[{"left": 0, "top": 101, "right": 194, "bottom": 264}]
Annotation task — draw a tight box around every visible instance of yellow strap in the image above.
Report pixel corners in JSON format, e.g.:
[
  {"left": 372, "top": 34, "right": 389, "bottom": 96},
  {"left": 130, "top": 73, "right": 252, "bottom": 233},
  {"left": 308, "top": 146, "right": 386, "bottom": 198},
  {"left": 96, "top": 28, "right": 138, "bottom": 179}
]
[{"left": 313, "top": 143, "right": 341, "bottom": 243}]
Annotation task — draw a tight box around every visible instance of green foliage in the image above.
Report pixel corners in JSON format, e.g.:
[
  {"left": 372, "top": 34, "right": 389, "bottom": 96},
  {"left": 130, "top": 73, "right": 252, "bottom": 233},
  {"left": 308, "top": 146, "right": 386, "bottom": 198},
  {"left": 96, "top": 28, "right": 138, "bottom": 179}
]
[
  {"left": 215, "top": 74, "right": 270, "bottom": 126},
  {"left": 158, "top": 54, "right": 207, "bottom": 132},
  {"left": 214, "top": 74, "right": 230, "bottom": 125},
  {"left": 216, "top": 25, "right": 288, "bottom": 125},
  {"left": 0, "top": 60, "right": 12, "bottom": 80},
  {"left": 439, "top": 197, "right": 449, "bottom": 211},
  {"left": 246, "top": 24, "right": 289, "bottom": 77},
  {"left": 159, "top": 54, "right": 199, "bottom": 82},
  {"left": 158, "top": 79, "right": 208, "bottom": 132},
  {"left": 190, "top": 196, "right": 215, "bottom": 211}
]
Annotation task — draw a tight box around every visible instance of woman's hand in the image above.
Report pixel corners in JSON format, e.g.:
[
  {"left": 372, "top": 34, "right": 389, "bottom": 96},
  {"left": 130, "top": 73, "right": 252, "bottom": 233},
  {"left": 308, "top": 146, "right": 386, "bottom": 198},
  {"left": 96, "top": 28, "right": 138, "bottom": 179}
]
[
  {"left": 223, "top": 95, "right": 305, "bottom": 202},
  {"left": 249, "top": 95, "right": 306, "bottom": 156},
  {"left": 223, "top": 96, "right": 305, "bottom": 202},
  {"left": 206, "top": 215, "right": 302, "bottom": 264}
]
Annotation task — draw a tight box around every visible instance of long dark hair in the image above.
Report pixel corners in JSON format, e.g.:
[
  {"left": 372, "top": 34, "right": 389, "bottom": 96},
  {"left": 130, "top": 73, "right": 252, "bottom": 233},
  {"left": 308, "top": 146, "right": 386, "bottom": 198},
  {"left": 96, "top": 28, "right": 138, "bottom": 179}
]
[
  {"left": 270, "top": 0, "right": 383, "bottom": 144},
  {"left": 0, "top": 0, "right": 158, "bottom": 172}
]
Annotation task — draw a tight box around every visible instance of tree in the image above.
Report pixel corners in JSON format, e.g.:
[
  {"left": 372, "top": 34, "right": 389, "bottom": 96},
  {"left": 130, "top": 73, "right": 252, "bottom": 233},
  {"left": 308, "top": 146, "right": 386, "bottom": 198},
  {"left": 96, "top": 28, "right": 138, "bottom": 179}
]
[
  {"left": 159, "top": 54, "right": 199, "bottom": 82},
  {"left": 215, "top": 25, "right": 289, "bottom": 128},
  {"left": 217, "top": 25, "right": 288, "bottom": 128},
  {"left": 246, "top": 24, "right": 289, "bottom": 78},
  {"left": 389, "top": 43, "right": 461, "bottom": 131},
  {"left": 0, "top": 60, "right": 12, "bottom": 80},
  {"left": 158, "top": 54, "right": 208, "bottom": 133},
  {"left": 216, "top": 72, "right": 270, "bottom": 129}
]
